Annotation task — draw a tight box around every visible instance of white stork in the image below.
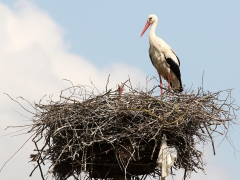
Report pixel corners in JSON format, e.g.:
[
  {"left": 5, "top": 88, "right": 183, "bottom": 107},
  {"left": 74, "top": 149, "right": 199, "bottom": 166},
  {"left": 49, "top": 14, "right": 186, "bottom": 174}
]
[{"left": 140, "top": 14, "right": 183, "bottom": 95}]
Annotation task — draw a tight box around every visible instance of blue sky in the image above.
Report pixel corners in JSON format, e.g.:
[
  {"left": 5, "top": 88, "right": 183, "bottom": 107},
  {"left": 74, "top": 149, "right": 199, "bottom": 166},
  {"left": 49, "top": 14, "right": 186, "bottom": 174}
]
[
  {"left": 26, "top": 1, "right": 240, "bottom": 89},
  {"left": 0, "top": 0, "right": 240, "bottom": 179}
]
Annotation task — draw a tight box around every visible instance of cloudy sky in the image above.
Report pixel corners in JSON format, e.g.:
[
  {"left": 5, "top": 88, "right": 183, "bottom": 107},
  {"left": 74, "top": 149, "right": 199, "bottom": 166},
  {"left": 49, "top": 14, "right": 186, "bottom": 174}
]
[{"left": 0, "top": 0, "right": 240, "bottom": 179}]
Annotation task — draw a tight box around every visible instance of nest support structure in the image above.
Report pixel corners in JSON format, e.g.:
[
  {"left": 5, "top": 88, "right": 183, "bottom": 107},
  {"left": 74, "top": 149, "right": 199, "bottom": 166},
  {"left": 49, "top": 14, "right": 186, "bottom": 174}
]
[{"left": 17, "top": 80, "right": 238, "bottom": 180}]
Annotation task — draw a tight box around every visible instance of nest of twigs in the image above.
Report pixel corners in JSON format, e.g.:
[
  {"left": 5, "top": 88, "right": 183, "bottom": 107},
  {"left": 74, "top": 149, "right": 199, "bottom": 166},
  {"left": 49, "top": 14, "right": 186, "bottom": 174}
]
[{"left": 12, "top": 79, "right": 238, "bottom": 180}]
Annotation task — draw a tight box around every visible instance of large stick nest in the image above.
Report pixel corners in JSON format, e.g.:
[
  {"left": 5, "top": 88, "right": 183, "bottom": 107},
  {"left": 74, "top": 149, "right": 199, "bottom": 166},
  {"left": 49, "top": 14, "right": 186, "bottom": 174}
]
[{"left": 13, "top": 79, "right": 238, "bottom": 180}]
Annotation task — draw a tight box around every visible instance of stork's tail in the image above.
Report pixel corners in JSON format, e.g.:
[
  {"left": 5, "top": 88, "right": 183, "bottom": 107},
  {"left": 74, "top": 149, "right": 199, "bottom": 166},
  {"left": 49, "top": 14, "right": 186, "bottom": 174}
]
[{"left": 178, "top": 79, "right": 183, "bottom": 92}]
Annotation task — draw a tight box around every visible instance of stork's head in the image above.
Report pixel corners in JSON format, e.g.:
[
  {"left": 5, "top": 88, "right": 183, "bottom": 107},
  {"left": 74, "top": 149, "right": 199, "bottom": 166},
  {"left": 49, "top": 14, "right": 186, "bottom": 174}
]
[
  {"left": 147, "top": 14, "right": 158, "bottom": 24},
  {"left": 140, "top": 14, "right": 158, "bottom": 37}
]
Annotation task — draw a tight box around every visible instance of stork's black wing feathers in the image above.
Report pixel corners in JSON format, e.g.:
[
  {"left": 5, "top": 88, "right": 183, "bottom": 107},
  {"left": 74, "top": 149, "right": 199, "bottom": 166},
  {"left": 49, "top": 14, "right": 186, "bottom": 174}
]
[
  {"left": 165, "top": 57, "right": 183, "bottom": 92},
  {"left": 171, "top": 49, "right": 180, "bottom": 67}
]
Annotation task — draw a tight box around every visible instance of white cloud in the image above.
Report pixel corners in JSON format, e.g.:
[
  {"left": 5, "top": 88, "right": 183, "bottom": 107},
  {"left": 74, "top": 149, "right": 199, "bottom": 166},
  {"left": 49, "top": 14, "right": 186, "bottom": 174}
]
[{"left": 0, "top": 1, "right": 146, "bottom": 179}]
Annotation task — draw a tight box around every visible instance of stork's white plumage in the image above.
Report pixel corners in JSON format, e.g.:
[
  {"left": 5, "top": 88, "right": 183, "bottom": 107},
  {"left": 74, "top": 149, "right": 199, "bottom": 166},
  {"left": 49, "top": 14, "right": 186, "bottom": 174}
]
[{"left": 140, "top": 14, "right": 183, "bottom": 94}]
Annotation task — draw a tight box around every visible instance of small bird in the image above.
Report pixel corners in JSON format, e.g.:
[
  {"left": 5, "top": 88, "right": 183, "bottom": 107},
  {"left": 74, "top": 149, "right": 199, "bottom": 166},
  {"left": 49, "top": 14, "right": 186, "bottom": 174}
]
[
  {"left": 118, "top": 82, "right": 124, "bottom": 96},
  {"left": 140, "top": 14, "right": 183, "bottom": 95}
]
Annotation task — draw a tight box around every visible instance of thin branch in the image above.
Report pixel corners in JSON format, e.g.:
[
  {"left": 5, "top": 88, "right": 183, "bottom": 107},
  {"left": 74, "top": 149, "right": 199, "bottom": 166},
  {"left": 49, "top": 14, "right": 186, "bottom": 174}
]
[{"left": 0, "top": 134, "right": 34, "bottom": 172}]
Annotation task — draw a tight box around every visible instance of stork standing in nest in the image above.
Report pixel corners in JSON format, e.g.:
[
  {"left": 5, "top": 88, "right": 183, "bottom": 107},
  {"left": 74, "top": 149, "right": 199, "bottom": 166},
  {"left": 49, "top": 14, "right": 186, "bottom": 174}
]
[{"left": 140, "top": 14, "right": 183, "bottom": 95}]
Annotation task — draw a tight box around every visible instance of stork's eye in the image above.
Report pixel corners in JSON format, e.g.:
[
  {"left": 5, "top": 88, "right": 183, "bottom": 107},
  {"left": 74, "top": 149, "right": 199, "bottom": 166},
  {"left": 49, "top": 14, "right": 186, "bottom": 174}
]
[{"left": 149, "top": 17, "right": 152, "bottom": 20}]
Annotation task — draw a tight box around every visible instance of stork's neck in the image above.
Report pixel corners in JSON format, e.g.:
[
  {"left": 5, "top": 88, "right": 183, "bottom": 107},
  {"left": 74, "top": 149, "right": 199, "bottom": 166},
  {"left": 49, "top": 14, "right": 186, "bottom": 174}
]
[
  {"left": 149, "top": 20, "right": 166, "bottom": 46},
  {"left": 149, "top": 21, "right": 158, "bottom": 40}
]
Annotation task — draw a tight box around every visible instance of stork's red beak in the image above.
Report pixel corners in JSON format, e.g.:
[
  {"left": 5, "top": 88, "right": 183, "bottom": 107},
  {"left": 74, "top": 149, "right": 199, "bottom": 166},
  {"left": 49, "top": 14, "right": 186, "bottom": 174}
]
[{"left": 140, "top": 21, "right": 151, "bottom": 37}]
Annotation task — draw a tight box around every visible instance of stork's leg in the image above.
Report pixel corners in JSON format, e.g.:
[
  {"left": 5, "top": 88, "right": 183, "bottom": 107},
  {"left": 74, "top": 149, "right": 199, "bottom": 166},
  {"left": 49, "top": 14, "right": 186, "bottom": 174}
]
[
  {"left": 159, "top": 74, "right": 164, "bottom": 95},
  {"left": 167, "top": 73, "right": 171, "bottom": 89},
  {"left": 167, "top": 73, "right": 172, "bottom": 100}
]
